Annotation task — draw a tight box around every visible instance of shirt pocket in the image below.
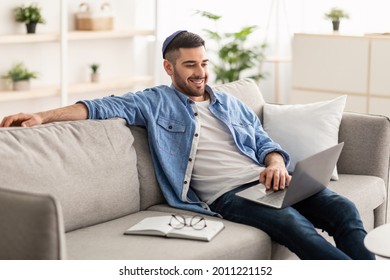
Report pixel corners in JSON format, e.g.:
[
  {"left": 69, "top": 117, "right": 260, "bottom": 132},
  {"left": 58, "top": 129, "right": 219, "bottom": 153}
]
[
  {"left": 156, "top": 116, "right": 187, "bottom": 155},
  {"left": 231, "top": 121, "right": 256, "bottom": 147}
]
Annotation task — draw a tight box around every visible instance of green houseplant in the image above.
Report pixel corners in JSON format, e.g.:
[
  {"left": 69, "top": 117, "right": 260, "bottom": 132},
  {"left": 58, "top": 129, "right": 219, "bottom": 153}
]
[
  {"left": 90, "top": 63, "right": 100, "bottom": 83},
  {"left": 14, "top": 3, "right": 46, "bottom": 34},
  {"left": 324, "top": 7, "right": 349, "bottom": 31},
  {"left": 196, "top": 10, "right": 267, "bottom": 84},
  {"left": 2, "top": 62, "right": 38, "bottom": 91}
]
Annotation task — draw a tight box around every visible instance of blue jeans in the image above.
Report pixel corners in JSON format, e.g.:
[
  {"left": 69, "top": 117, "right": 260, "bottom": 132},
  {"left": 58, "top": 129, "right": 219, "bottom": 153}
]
[{"left": 209, "top": 183, "right": 375, "bottom": 260}]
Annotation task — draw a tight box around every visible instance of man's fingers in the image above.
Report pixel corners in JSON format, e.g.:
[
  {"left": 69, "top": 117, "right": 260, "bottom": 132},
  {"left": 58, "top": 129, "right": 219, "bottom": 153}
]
[
  {"left": 260, "top": 168, "right": 290, "bottom": 191},
  {"left": 0, "top": 113, "right": 39, "bottom": 127},
  {"left": 272, "top": 170, "right": 281, "bottom": 190}
]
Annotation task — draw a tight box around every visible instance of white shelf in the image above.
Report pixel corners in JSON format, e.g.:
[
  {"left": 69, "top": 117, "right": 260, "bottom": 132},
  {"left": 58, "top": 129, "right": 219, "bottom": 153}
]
[
  {"left": 0, "top": 76, "right": 153, "bottom": 102},
  {"left": 0, "top": 86, "right": 59, "bottom": 101},
  {"left": 0, "top": 29, "right": 155, "bottom": 44},
  {"left": 0, "top": 33, "right": 59, "bottom": 44},
  {"left": 68, "top": 29, "right": 155, "bottom": 41}
]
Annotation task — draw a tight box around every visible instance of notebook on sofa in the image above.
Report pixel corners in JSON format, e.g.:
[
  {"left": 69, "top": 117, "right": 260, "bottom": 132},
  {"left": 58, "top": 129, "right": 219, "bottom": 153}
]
[{"left": 124, "top": 215, "right": 224, "bottom": 242}]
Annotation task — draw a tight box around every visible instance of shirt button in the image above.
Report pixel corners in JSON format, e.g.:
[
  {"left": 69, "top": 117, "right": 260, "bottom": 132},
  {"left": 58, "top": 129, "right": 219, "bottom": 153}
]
[
  {"left": 184, "top": 181, "right": 188, "bottom": 184},
  {"left": 194, "top": 112, "right": 198, "bottom": 116},
  {"left": 194, "top": 133, "right": 199, "bottom": 137},
  {"left": 189, "top": 158, "right": 193, "bottom": 162},
  {"left": 168, "top": 125, "right": 173, "bottom": 129}
]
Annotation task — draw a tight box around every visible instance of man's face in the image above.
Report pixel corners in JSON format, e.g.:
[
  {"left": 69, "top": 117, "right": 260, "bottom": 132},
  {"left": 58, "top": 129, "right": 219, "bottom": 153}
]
[{"left": 164, "top": 46, "right": 209, "bottom": 101}]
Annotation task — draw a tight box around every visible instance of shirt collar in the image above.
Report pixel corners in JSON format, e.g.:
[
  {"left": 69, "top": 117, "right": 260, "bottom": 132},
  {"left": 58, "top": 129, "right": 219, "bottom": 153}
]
[{"left": 170, "top": 84, "right": 223, "bottom": 105}]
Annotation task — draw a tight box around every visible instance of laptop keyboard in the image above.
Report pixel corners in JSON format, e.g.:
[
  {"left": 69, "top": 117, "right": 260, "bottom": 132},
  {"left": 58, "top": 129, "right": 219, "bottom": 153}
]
[{"left": 257, "top": 190, "right": 285, "bottom": 206}]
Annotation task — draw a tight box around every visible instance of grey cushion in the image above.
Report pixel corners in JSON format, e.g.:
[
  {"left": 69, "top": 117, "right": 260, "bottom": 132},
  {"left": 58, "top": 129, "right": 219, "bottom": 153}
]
[
  {"left": 66, "top": 210, "right": 271, "bottom": 260},
  {"left": 338, "top": 112, "right": 390, "bottom": 183},
  {"left": 0, "top": 188, "right": 65, "bottom": 260},
  {"left": 0, "top": 119, "right": 140, "bottom": 232},
  {"left": 338, "top": 112, "right": 390, "bottom": 225},
  {"left": 130, "top": 126, "right": 165, "bottom": 210}
]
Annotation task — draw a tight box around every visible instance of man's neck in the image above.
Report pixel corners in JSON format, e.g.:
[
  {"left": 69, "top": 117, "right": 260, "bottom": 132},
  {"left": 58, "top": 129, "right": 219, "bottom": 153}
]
[{"left": 189, "top": 91, "right": 209, "bottom": 102}]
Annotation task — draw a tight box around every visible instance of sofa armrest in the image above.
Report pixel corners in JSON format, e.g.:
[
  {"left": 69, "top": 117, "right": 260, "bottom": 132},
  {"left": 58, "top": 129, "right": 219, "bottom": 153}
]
[
  {"left": 0, "top": 188, "right": 66, "bottom": 260},
  {"left": 338, "top": 112, "right": 390, "bottom": 224},
  {"left": 338, "top": 112, "right": 390, "bottom": 184}
]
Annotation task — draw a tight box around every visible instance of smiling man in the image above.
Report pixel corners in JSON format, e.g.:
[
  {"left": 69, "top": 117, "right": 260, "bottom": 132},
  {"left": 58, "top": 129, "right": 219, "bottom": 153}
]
[
  {"left": 0, "top": 31, "right": 374, "bottom": 260},
  {"left": 163, "top": 30, "right": 209, "bottom": 101}
]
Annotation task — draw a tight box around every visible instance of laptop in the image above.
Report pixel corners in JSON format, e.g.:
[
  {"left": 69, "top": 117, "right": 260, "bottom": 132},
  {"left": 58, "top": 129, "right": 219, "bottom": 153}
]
[{"left": 235, "top": 142, "right": 344, "bottom": 208}]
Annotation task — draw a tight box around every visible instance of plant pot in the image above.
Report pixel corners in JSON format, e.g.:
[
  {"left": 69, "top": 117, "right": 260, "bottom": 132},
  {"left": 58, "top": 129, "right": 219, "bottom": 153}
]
[
  {"left": 332, "top": 21, "right": 340, "bottom": 32},
  {"left": 91, "top": 73, "right": 99, "bottom": 83},
  {"left": 13, "top": 80, "right": 30, "bottom": 91},
  {"left": 26, "top": 22, "right": 37, "bottom": 34}
]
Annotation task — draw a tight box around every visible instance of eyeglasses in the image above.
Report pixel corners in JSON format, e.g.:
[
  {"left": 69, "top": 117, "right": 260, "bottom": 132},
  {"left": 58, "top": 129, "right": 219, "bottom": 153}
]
[{"left": 168, "top": 214, "right": 207, "bottom": 230}]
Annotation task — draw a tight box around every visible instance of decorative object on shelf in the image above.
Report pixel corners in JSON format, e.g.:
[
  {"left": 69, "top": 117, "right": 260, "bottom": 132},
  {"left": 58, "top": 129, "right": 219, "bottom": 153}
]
[
  {"left": 76, "top": 2, "right": 113, "bottom": 31},
  {"left": 90, "top": 63, "right": 100, "bottom": 83},
  {"left": 14, "top": 3, "right": 46, "bottom": 34},
  {"left": 1, "top": 62, "right": 38, "bottom": 91},
  {"left": 195, "top": 10, "right": 267, "bottom": 84},
  {"left": 324, "top": 7, "right": 349, "bottom": 32}
]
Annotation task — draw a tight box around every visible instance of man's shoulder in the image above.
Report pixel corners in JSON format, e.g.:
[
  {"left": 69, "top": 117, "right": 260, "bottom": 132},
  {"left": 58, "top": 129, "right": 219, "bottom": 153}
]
[
  {"left": 131, "top": 85, "right": 177, "bottom": 101},
  {"left": 212, "top": 87, "right": 238, "bottom": 100},
  {"left": 140, "top": 85, "right": 173, "bottom": 95},
  {"left": 212, "top": 88, "right": 247, "bottom": 107}
]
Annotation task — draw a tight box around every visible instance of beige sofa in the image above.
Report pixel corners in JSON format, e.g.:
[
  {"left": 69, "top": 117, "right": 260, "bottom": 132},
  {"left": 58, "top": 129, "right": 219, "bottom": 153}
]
[{"left": 0, "top": 79, "right": 389, "bottom": 260}]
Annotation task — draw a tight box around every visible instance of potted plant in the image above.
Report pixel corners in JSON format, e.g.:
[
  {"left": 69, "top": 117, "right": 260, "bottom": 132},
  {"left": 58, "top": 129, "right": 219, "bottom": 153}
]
[
  {"left": 90, "top": 63, "right": 100, "bottom": 83},
  {"left": 14, "top": 3, "right": 46, "bottom": 34},
  {"left": 196, "top": 10, "right": 267, "bottom": 84},
  {"left": 1, "top": 62, "right": 38, "bottom": 91},
  {"left": 324, "top": 7, "right": 349, "bottom": 31}
]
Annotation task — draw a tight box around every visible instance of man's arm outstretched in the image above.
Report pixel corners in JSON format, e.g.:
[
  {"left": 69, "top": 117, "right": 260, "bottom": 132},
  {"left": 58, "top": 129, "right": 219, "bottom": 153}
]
[{"left": 0, "top": 103, "right": 88, "bottom": 127}]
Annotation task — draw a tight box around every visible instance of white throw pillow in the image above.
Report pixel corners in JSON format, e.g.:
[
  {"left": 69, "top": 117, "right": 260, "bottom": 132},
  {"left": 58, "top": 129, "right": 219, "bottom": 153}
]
[{"left": 263, "top": 95, "right": 347, "bottom": 180}]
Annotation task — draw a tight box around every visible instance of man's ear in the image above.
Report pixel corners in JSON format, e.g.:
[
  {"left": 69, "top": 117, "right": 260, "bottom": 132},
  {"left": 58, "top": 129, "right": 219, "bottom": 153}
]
[{"left": 163, "top": 59, "right": 174, "bottom": 76}]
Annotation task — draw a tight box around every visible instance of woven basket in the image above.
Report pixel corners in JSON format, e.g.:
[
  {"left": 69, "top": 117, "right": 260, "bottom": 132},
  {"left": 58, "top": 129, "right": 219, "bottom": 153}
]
[
  {"left": 75, "top": 2, "right": 113, "bottom": 31},
  {"left": 76, "top": 16, "right": 113, "bottom": 31}
]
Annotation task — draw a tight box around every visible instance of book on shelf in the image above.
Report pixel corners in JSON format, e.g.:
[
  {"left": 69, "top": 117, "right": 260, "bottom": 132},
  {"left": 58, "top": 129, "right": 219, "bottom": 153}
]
[{"left": 124, "top": 215, "right": 224, "bottom": 242}]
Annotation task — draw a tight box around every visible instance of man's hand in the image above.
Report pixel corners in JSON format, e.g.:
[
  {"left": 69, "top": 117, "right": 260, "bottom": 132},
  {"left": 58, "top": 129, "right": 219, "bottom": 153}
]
[
  {"left": 260, "top": 152, "right": 291, "bottom": 191},
  {"left": 0, "top": 113, "right": 43, "bottom": 127}
]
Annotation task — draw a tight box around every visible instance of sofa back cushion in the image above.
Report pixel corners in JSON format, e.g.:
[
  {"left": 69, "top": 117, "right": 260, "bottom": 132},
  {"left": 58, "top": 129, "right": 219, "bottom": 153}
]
[
  {"left": 0, "top": 119, "right": 140, "bottom": 232},
  {"left": 129, "top": 126, "right": 165, "bottom": 210}
]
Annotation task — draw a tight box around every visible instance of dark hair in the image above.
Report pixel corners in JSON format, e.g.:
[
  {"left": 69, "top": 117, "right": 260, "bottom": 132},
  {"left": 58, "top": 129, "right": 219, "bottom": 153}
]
[{"left": 164, "top": 31, "right": 205, "bottom": 61}]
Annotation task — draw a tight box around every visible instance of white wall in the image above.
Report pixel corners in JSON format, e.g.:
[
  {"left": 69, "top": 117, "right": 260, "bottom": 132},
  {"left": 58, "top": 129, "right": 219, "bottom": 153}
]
[
  {"left": 2, "top": 0, "right": 390, "bottom": 112},
  {"left": 155, "top": 0, "right": 390, "bottom": 103}
]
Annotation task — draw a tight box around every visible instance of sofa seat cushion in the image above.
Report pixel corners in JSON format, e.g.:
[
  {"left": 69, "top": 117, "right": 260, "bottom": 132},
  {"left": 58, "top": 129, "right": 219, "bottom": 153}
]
[{"left": 66, "top": 210, "right": 271, "bottom": 260}]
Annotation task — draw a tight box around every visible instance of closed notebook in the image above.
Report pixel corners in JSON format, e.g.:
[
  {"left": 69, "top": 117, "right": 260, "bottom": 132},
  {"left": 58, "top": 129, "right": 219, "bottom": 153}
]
[{"left": 124, "top": 216, "right": 224, "bottom": 242}]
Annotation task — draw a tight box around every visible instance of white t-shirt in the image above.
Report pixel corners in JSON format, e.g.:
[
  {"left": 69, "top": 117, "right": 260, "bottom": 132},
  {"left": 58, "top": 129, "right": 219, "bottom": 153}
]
[{"left": 190, "top": 100, "right": 265, "bottom": 204}]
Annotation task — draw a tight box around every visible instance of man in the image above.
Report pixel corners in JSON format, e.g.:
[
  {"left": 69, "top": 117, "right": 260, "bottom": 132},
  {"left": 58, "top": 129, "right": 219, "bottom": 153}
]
[{"left": 0, "top": 31, "right": 374, "bottom": 260}]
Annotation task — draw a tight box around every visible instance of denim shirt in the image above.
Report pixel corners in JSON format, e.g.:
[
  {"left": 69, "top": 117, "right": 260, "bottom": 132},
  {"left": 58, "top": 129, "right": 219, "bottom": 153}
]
[{"left": 79, "top": 84, "right": 290, "bottom": 216}]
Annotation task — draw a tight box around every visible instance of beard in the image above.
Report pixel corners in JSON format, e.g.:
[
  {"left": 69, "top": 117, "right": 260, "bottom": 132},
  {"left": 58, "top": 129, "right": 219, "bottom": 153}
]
[{"left": 172, "top": 70, "right": 207, "bottom": 99}]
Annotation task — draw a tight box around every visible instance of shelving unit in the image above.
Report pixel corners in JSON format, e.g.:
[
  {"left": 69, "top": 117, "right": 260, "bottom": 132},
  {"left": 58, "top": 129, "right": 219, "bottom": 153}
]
[
  {"left": 292, "top": 33, "right": 390, "bottom": 118},
  {"left": 0, "top": 0, "right": 157, "bottom": 117}
]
